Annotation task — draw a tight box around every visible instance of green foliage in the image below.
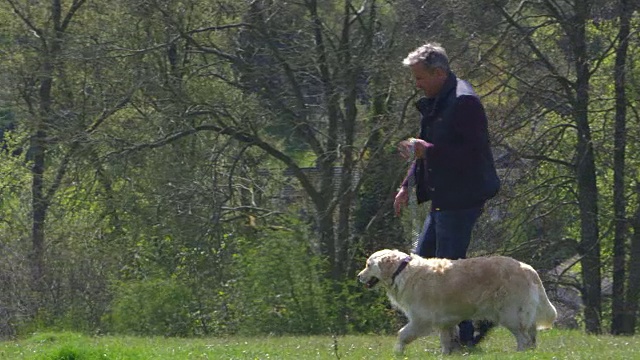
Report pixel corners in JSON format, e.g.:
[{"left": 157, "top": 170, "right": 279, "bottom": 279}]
[
  {"left": 342, "top": 281, "right": 402, "bottom": 335},
  {"left": 353, "top": 144, "right": 409, "bottom": 254},
  {"left": 108, "top": 278, "right": 197, "bottom": 337},
  {"left": 227, "top": 215, "right": 406, "bottom": 336},
  {"left": 232, "top": 222, "right": 333, "bottom": 335}
]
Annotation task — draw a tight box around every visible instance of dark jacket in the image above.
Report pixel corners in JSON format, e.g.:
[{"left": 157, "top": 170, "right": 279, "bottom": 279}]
[{"left": 407, "top": 71, "right": 500, "bottom": 210}]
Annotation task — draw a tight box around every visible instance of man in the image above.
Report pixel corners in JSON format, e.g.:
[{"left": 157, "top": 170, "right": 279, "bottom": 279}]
[{"left": 394, "top": 42, "right": 500, "bottom": 347}]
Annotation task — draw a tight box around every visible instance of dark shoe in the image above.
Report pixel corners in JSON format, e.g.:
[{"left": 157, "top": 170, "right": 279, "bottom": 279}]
[
  {"left": 471, "top": 320, "right": 496, "bottom": 345},
  {"left": 457, "top": 320, "right": 476, "bottom": 347}
]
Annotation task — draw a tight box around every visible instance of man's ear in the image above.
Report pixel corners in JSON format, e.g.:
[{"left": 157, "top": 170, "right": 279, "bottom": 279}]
[{"left": 433, "top": 67, "right": 448, "bottom": 79}]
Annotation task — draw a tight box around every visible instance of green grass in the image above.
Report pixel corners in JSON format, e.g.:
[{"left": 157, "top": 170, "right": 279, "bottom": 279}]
[{"left": 1, "top": 329, "right": 639, "bottom": 359}]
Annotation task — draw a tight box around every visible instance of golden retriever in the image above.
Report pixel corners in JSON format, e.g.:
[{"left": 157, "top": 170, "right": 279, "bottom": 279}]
[{"left": 357, "top": 249, "right": 557, "bottom": 354}]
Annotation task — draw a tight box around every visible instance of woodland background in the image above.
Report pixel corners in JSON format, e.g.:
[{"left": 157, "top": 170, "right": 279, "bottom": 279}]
[{"left": 0, "top": 0, "right": 639, "bottom": 338}]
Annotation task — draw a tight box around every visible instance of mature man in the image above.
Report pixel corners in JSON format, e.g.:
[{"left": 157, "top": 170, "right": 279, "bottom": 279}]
[{"left": 394, "top": 42, "right": 500, "bottom": 347}]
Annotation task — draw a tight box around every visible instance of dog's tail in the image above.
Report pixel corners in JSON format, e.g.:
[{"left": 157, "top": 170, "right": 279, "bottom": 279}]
[{"left": 534, "top": 273, "right": 557, "bottom": 330}]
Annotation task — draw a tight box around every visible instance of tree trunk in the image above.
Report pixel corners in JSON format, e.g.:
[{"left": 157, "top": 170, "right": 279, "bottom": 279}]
[
  {"left": 573, "top": 0, "right": 601, "bottom": 335},
  {"left": 23, "top": 0, "right": 86, "bottom": 305},
  {"left": 335, "top": 0, "right": 358, "bottom": 281},
  {"left": 611, "top": 0, "right": 631, "bottom": 335},
  {"left": 30, "top": 130, "right": 47, "bottom": 292},
  {"left": 308, "top": 0, "right": 340, "bottom": 277},
  {"left": 30, "top": 33, "right": 56, "bottom": 295}
]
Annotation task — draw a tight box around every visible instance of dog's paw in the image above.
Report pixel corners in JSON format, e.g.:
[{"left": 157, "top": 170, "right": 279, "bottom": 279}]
[{"left": 393, "top": 342, "right": 405, "bottom": 355}]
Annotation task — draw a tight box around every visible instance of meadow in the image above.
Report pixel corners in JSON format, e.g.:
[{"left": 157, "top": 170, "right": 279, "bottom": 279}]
[{"left": 1, "top": 328, "right": 639, "bottom": 359}]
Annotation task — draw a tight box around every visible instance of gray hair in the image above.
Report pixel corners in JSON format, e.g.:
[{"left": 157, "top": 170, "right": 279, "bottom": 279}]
[{"left": 402, "top": 42, "right": 449, "bottom": 71}]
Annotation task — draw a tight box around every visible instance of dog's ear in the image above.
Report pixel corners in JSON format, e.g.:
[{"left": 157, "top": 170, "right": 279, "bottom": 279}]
[{"left": 377, "top": 253, "right": 401, "bottom": 280}]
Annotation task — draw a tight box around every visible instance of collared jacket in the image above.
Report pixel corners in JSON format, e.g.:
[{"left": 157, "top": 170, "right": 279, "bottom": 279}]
[{"left": 405, "top": 71, "right": 500, "bottom": 210}]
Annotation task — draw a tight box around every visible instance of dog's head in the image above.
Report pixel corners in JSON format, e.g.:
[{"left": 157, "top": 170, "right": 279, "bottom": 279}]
[{"left": 357, "top": 249, "right": 411, "bottom": 289}]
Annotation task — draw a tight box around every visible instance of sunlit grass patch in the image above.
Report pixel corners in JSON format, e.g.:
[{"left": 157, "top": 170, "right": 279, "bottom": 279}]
[{"left": 1, "top": 329, "right": 640, "bottom": 359}]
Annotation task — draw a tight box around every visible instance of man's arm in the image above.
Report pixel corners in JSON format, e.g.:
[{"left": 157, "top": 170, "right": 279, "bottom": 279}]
[
  {"left": 401, "top": 161, "right": 416, "bottom": 188},
  {"left": 395, "top": 160, "right": 417, "bottom": 216}
]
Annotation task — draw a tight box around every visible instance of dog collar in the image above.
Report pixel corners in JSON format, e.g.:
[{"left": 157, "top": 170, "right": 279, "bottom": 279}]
[{"left": 391, "top": 256, "right": 412, "bottom": 284}]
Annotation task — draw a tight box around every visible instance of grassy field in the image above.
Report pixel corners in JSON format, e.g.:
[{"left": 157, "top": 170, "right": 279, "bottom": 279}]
[{"left": 1, "top": 328, "right": 639, "bottom": 359}]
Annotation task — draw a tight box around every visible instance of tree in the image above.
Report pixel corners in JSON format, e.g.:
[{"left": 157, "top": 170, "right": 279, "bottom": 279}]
[
  {"left": 163, "top": 1, "right": 408, "bottom": 280},
  {"left": 0, "top": 0, "right": 152, "bottom": 320},
  {"left": 610, "top": 0, "right": 632, "bottom": 335},
  {"left": 3, "top": 0, "right": 87, "bottom": 293},
  {"left": 483, "top": 0, "right": 605, "bottom": 333}
]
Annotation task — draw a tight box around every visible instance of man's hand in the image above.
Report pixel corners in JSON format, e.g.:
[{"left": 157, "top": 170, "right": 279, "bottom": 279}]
[
  {"left": 394, "top": 186, "right": 409, "bottom": 216},
  {"left": 398, "top": 138, "right": 432, "bottom": 160}
]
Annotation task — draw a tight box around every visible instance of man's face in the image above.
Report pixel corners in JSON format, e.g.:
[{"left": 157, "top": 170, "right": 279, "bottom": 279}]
[{"left": 410, "top": 63, "right": 446, "bottom": 98}]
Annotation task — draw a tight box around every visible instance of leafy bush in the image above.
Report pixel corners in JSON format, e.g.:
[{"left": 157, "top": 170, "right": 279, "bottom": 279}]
[
  {"left": 227, "top": 215, "right": 408, "bottom": 336},
  {"left": 108, "top": 278, "right": 196, "bottom": 337},
  {"left": 342, "top": 281, "right": 403, "bottom": 335},
  {"left": 232, "top": 223, "right": 335, "bottom": 335}
]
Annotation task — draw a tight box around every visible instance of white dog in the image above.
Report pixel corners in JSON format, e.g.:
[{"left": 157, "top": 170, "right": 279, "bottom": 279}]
[{"left": 357, "top": 249, "right": 557, "bottom": 354}]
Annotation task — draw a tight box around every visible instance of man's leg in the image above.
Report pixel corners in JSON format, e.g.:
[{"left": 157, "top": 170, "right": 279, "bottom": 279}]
[
  {"left": 433, "top": 207, "right": 482, "bottom": 260},
  {"left": 433, "top": 207, "right": 483, "bottom": 345},
  {"left": 414, "top": 211, "right": 436, "bottom": 258}
]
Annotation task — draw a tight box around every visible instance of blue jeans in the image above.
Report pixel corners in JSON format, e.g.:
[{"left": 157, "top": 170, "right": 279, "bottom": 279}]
[
  {"left": 414, "top": 206, "right": 483, "bottom": 343},
  {"left": 415, "top": 206, "right": 483, "bottom": 259}
]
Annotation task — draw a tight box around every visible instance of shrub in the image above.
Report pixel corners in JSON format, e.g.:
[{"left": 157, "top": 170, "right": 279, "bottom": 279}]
[
  {"left": 108, "top": 278, "right": 196, "bottom": 337},
  {"left": 232, "top": 225, "right": 334, "bottom": 335}
]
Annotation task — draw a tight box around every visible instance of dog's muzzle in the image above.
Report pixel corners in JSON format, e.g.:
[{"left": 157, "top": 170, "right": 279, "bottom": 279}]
[
  {"left": 358, "top": 274, "right": 380, "bottom": 288},
  {"left": 365, "top": 277, "right": 380, "bottom": 288}
]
